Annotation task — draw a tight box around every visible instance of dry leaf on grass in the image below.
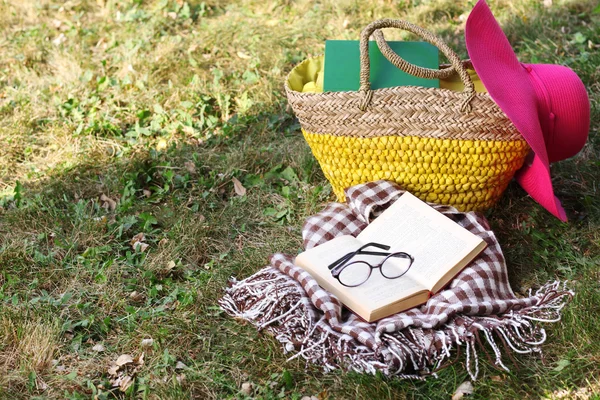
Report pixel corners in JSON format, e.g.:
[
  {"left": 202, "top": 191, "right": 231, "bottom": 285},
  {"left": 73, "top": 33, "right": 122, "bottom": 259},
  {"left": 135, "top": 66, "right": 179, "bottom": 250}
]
[
  {"left": 130, "top": 233, "right": 144, "bottom": 245},
  {"left": 92, "top": 344, "right": 105, "bottom": 352},
  {"left": 184, "top": 161, "right": 196, "bottom": 173},
  {"left": 129, "top": 291, "right": 145, "bottom": 302},
  {"left": 133, "top": 242, "right": 149, "bottom": 252},
  {"left": 115, "top": 354, "right": 133, "bottom": 366},
  {"left": 108, "top": 353, "right": 144, "bottom": 392},
  {"left": 241, "top": 382, "right": 254, "bottom": 395},
  {"left": 130, "top": 233, "right": 149, "bottom": 252},
  {"left": 232, "top": 177, "right": 246, "bottom": 196},
  {"left": 100, "top": 194, "right": 117, "bottom": 211},
  {"left": 452, "top": 381, "right": 474, "bottom": 400}
]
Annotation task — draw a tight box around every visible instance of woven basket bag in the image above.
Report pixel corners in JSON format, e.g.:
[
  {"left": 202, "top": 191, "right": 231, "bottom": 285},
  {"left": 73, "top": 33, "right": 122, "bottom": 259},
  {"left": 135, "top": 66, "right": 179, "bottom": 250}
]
[{"left": 285, "top": 19, "right": 529, "bottom": 211}]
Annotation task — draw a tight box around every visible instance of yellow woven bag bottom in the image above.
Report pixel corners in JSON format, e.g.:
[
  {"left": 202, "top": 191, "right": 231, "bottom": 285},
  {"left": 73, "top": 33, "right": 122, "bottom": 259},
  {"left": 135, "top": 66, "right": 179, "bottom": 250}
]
[{"left": 304, "top": 131, "right": 529, "bottom": 211}]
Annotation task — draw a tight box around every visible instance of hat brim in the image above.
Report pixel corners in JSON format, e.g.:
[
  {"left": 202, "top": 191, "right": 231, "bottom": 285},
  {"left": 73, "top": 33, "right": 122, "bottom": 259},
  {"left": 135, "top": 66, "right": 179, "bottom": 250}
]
[{"left": 465, "top": 0, "right": 567, "bottom": 221}]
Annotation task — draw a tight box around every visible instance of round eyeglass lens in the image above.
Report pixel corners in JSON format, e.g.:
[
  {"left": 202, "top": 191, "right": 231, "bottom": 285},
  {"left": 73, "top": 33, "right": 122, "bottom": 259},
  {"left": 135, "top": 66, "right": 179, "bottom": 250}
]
[
  {"left": 338, "top": 261, "right": 371, "bottom": 287},
  {"left": 381, "top": 253, "right": 412, "bottom": 279}
]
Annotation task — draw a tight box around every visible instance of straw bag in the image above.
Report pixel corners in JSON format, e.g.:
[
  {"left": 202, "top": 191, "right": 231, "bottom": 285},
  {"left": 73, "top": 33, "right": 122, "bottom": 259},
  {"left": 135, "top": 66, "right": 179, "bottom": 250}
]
[{"left": 285, "top": 19, "right": 529, "bottom": 212}]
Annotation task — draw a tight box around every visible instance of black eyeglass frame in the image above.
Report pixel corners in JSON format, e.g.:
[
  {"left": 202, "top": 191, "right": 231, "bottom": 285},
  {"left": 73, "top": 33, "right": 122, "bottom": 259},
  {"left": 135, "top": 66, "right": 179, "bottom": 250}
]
[{"left": 328, "top": 242, "right": 414, "bottom": 287}]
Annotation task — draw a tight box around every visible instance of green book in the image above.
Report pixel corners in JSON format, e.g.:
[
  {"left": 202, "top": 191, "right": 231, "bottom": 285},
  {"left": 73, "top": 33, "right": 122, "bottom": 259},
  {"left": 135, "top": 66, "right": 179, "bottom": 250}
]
[{"left": 323, "top": 40, "right": 439, "bottom": 92}]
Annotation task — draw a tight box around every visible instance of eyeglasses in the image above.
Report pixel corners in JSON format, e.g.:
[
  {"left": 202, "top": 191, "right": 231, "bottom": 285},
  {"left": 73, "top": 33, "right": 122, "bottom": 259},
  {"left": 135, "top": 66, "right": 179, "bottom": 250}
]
[{"left": 328, "top": 242, "right": 414, "bottom": 287}]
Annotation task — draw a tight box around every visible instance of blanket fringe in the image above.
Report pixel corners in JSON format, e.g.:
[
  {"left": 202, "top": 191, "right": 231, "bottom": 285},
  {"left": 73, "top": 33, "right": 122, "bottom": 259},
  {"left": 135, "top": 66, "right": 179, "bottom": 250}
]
[{"left": 220, "top": 273, "right": 573, "bottom": 379}]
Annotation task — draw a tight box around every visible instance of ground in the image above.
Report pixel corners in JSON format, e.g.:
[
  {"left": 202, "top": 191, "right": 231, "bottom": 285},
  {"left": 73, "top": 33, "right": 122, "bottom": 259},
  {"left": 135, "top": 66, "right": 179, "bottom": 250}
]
[{"left": 0, "top": 0, "right": 599, "bottom": 399}]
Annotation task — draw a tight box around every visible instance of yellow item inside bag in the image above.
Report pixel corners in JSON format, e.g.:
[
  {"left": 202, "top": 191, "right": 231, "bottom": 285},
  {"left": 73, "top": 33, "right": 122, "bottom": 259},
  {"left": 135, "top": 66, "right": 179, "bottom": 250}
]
[{"left": 288, "top": 56, "right": 488, "bottom": 94}]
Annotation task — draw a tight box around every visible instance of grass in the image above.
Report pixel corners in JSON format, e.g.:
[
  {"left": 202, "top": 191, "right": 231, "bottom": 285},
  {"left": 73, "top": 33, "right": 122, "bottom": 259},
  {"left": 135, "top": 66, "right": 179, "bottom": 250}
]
[{"left": 0, "top": 0, "right": 599, "bottom": 398}]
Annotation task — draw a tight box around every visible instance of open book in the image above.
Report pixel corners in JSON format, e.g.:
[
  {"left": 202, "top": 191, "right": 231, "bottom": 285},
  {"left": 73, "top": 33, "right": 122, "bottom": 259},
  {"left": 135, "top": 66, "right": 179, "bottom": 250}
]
[{"left": 294, "top": 192, "right": 487, "bottom": 322}]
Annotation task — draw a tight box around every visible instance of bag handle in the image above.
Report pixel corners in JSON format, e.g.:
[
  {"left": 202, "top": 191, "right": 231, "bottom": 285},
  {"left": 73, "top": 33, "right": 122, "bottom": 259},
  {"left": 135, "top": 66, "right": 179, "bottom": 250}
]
[
  {"left": 372, "top": 30, "right": 458, "bottom": 80},
  {"left": 358, "top": 19, "right": 475, "bottom": 112}
]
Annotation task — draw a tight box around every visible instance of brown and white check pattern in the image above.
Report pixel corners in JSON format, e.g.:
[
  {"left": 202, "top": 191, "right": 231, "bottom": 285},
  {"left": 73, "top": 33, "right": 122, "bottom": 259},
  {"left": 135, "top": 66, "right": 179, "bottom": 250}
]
[{"left": 220, "top": 181, "right": 573, "bottom": 379}]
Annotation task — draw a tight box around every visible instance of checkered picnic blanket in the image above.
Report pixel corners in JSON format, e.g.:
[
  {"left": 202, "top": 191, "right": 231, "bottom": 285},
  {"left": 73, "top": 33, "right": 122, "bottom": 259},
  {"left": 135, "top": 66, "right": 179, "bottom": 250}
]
[{"left": 220, "top": 181, "right": 572, "bottom": 379}]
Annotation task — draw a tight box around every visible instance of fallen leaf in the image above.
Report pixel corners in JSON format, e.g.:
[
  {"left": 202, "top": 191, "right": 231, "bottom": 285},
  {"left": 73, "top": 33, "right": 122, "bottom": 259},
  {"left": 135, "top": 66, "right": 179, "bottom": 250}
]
[
  {"left": 452, "top": 381, "right": 474, "bottom": 400},
  {"left": 184, "top": 161, "right": 196, "bottom": 173},
  {"left": 130, "top": 233, "right": 149, "bottom": 252},
  {"left": 37, "top": 379, "right": 49, "bottom": 391},
  {"left": 134, "top": 353, "right": 144, "bottom": 367},
  {"left": 241, "top": 382, "right": 254, "bottom": 395},
  {"left": 92, "top": 344, "right": 105, "bottom": 352},
  {"left": 100, "top": 194, "right": 117, "bottom": 211},
  {"left": 115, "top": 354, "right": 134, "bottom": 367},
  {"left": 107, "top": 365, "right": 119, "bottom": 376},
  {"left": 117, "top": 375, "right": 133, "bottom": 391},
  {"left": 130, "top": 232, "right": 145, "bottom": 245},
  {"left": 108, "top": 353, "right": 145, "bottom": 392},
  {"left": 129, "top": 291, "right": 145, "bottom": 302},
  {"left": 133, "top": 241, "right": 149, "bottom": 252},
  {"left": 232, "top": 177, "right": 246, "bottom": 196},
  {"left": 175, "top": 361, "right": 188, "bottom": 370}
]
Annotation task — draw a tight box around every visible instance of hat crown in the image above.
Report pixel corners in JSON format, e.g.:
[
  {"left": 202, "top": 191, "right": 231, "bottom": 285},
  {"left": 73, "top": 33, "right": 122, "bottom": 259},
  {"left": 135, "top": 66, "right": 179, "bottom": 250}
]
[{"left": 527, "top": 64, "right": 590, "bottom": 163}]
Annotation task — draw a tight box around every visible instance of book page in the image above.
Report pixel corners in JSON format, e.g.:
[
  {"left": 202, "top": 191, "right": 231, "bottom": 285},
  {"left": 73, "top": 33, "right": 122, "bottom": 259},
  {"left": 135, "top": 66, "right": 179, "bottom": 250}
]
[
  {"left": 357, "top": 192, "right": 485, "bottom": 291},
  {"left": 347, "top": 255, "right": 426, "bottom": 310},
  {"left": 294, "top": 235, "right": 428, "bottom": 316},
  {"left": 294, "top": 235, "right": 361, "bottom": 271}
]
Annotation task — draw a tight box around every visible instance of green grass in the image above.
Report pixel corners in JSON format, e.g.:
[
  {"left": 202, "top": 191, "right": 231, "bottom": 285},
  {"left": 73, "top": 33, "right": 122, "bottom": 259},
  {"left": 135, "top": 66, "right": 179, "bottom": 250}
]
[{"left": 1, "top": 0, "right": 599, "bottom": 398}]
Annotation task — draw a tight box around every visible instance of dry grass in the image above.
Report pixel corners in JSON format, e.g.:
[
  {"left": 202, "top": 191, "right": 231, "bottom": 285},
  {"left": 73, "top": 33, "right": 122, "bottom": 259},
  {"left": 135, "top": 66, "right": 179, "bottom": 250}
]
[{"left": 0, "top": 315, "right": 60, "bottom": 390}]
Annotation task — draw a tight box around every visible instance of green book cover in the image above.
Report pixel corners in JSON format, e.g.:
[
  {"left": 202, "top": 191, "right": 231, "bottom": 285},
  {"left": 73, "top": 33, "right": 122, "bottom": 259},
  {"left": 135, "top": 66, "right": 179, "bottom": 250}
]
[{"left": 323, "top": 40, "right": 439, "bottom": 92}]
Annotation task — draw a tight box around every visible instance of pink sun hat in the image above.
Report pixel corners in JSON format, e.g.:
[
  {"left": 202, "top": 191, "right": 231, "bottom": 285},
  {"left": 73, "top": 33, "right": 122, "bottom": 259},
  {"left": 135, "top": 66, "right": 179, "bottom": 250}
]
[{"left": 465, "top": 0, "right": 590, "bottom": 221}]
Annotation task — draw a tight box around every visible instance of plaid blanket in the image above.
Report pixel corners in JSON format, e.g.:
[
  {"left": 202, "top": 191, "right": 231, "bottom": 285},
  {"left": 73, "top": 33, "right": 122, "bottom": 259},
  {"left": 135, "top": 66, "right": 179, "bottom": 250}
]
[{"left": 220, "top": 181, "right": 572, "bottom": 379}]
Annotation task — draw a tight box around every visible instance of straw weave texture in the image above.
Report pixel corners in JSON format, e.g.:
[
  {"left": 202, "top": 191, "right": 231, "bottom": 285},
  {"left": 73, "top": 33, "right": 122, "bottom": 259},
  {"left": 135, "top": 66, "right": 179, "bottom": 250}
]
[{"left": 285, "top": 19, "right": 529, "bottom": 210}]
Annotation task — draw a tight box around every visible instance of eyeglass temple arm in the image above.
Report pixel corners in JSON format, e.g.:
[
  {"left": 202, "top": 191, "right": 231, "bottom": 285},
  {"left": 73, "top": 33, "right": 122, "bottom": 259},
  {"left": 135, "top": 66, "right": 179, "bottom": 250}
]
[
  {"left": 327, "top": 242, "right": 391, "bottom": 270},
  {"left": 328, "top": 252, "right": 354, "bottom": 271},
  {"left": 328, "top": 249, "right": 392, "bottom": 271}
]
